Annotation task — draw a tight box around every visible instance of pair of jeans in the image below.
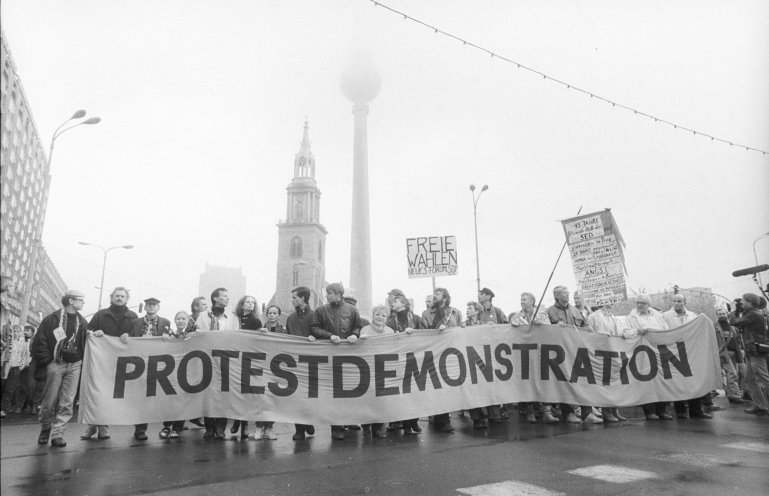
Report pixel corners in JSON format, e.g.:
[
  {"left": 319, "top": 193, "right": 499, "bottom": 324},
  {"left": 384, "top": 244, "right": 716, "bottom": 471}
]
[
  {"left": 745, "top": 354, "right": 769, "bottom": 410},
  {"left": 720, "top": 354, "right": 742, "bottom": 398},
  {"left": 0, "top": 366, "right": 21, "bottom": 411},
  {"left": 38, "top": 361, "right": 82, "bottom": 439}
]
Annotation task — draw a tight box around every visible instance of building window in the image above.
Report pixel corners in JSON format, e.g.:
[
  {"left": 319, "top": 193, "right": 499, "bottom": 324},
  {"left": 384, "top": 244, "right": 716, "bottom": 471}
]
[
  {"left": 290, "top": 236, "right": 302, "bottom": 258},
  {"left": 292, "top": 268, "right": 299, "bottom": 286},
  {"left": 318, "top": 242, "right": 323, "bottom": 263}
]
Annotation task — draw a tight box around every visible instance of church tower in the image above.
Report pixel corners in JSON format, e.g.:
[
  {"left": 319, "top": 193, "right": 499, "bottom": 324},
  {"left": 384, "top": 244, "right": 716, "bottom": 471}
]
[{"left": 273, "top": 120, "right": 327, "bottom": 314}]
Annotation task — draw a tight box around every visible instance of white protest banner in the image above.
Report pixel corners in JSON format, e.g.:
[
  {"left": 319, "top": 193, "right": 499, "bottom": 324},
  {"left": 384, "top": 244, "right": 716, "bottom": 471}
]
[
  {"left": 78, "top": 316, "right": 720, "bottom": 425},
  {"left": 562, "top": 209, "right": 628, "bottom": 307},
  {"left": 405, "top": 235, "right": 458, "bottom": 278}
]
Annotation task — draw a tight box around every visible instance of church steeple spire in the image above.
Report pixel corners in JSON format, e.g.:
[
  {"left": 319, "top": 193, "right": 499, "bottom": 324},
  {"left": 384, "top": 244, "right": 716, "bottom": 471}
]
[{"left": 294, "top": 118, "right": 315, "bottom": 179}]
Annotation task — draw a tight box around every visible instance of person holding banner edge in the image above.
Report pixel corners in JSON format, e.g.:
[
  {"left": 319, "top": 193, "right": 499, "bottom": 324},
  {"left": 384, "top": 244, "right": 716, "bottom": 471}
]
[
  {"left": 309, "top": 282, "right": 362, "bottom": 441},
  {"left": 286, "top": 286, "right": 317, "bottom": 440},
  {"left": 546, "top": 285, "right": 602, "bottom": 424},
  {"left": 623, "top": 294, "right": 673, "bottom": 420},
  {"left": 82, "top": 287, "right": 138, "bottom": 441},
  {"left": 429, "top": 287, "right": 463, "bottom": 433}
]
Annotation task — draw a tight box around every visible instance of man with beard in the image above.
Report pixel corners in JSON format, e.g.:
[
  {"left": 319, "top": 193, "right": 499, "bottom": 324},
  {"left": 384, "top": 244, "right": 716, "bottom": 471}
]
[
  {"left": 195, "top": 288, "right": 239, "bottom": 439},
  {"left": 32, "top": 290, "right": 88, "bottom": 447},
  {"left": 310, "top": 283, "right": 362, "bottom": 440},
  {"left": 285, "top": 286, "right": 317, "bottom": 440},
  {"left": 83, "top": 287, "right": 138, "bottom": 440},
  {"left": 429, "top": 287, "right": 464, "bottom": 433},
  {"left": 130, "top": 297, "right": 172, "bottom": 440}
]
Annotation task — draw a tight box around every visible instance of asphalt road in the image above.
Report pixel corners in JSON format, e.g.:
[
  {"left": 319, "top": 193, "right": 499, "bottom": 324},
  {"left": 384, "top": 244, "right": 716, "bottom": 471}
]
[{"left": 1, "top": 398, "right": 768, "bottom": 496}]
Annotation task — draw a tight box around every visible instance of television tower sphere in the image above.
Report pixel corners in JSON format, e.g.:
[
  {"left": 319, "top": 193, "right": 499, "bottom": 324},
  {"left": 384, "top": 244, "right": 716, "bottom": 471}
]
[{"left": 340, "top": 60, "right": 381, "bottom": 104}]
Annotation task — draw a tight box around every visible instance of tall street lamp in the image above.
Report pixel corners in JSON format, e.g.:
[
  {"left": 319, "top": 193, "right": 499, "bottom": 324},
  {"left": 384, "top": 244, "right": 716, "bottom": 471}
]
[
  {"left": 469, "top": 184, "right": 489, "bottom": 296},
  {"left": 753, "top": 232, "right": 769, "bottom": 288},
  {"left": 18, "top": 110, "right": 101, "bottom": 326},
  {"left": 78, "top": 242, "right": 133, "bottom": 310}
]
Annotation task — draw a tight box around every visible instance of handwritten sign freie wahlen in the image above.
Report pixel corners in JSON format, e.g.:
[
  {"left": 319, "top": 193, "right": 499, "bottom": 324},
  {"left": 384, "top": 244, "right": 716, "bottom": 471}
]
[{"left": 406, "top": 235, "right": 458, "bottom": 278}]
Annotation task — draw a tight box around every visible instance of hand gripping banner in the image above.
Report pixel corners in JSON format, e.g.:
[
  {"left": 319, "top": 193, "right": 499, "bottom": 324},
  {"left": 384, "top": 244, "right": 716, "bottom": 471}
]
[{"left": 78, "top": 315, "right": 721, "bottom": 425}]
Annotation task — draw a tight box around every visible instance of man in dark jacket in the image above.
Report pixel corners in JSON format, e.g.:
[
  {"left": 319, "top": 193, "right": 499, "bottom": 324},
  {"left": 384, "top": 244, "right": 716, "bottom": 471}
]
[
  {"left": 309, "top": 283, "right": 361, "bottom": 440},
  {"left": 286, "top": 286, "right": 317, "bottom": 440},
  {"left": 130, "top": 297, "right": 171, "bottom": 440},
  {"left": 81, "top": 286, "right": 138, "bottom": 440},
  {"left": 32, "top": 290, "right": 88, "bottom": 448}
]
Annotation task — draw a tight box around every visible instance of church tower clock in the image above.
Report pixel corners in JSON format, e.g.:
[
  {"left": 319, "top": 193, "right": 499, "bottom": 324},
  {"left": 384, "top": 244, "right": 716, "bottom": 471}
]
[{"left": 273, "top": 120, "right": 327, "bottom": 315}]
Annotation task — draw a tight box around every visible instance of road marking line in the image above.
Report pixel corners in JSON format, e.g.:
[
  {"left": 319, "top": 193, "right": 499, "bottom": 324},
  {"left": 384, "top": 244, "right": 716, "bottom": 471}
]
[
  {"left": 722, "top": 442, "right": 769, "bottom": 453},
  {"left": 655, "top": 453, "right": 724, "bottom": 467},
  {"left": 567, "top": 464, "right": 657, "bottom": 483},
  {"left": 456, "top": 481, "right": 566, "bottom": 496}
]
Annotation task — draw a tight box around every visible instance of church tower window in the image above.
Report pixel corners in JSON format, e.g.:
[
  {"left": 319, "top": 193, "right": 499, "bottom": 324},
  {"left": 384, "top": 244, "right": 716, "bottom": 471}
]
[{"left": 290, "top": 236, "right": 302, "bottom": 258}]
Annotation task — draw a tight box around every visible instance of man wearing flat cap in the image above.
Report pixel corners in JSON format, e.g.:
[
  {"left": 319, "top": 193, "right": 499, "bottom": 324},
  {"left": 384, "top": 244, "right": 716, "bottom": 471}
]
[
  {"left": 130, "top": 297, "right": 171, "bottom": 441},
  {"left": 31, "top": 289, "right": 88, "bottom": 448},
  {"left": 130, "top": 298, "right": 171, "bottom": 338},
  {"left": 477, "top": 288, "right": 508, "bottom": 325}
]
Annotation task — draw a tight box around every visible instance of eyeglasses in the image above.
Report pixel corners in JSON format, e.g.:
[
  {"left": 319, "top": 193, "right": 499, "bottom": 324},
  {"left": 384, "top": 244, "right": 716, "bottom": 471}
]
[{"left": 72, "top": 297, "right": 84, "bottom": 302}]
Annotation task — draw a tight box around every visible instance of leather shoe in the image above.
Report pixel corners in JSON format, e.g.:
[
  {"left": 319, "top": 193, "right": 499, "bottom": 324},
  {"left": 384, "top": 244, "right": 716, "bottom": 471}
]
[
  {"left": 542, "top": 412, "right": 559, "bottom": 423},
  {"left": 134, "top": 432, "right": 148, "bottom": 441},
  {"left": 305, "top": 425, "right": 315, "bottom": 436},
  {"left": 744, "top": 406, "right": 768, "bottom": 415},
  {"left": 331, "top": 430, "right": 345, "bottom": 441},
  {"left": 690, "top": 412, "right": 712, "bottom": 419},
  {"left": 659, "top": 413, "right": 674, "bottom": 420},
  {"left": 677, "top": 412, "right": 689, "bottom": 419},
  {"left": 435, "top": 423, "right": 454, "bottom": 433},
  {"left": 473, "top": 420, "right": 487, "bottom": 430},
  {"left": 50, "top": 437, "right": 67, "bottom": 448},
  {"left": 292, "top": 432, "right": 305, "bottom": 441},
  {"left": 645, "top": 414, "right": 660, "bottom": 420},
  {"left": 38, "top": 428, "right": 51, "bottom": 445}
]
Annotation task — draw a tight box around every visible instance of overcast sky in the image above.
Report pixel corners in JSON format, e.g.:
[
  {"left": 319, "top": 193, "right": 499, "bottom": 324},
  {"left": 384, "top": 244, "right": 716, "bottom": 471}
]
[{"left": 3, "top": 0, "right": 768, "bottom": 319}]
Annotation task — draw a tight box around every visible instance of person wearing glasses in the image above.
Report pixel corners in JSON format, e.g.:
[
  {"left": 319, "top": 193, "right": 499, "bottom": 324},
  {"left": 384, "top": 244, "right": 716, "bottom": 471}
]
[{"left": 31, "top": 290, "right": 88, "bottom": 448}]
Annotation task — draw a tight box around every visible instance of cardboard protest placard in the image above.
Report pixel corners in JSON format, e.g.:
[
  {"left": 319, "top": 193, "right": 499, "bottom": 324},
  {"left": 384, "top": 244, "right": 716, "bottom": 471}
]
[
  {"left": 405, "top": 235, "right": 458, "bottom": 278},
  {"left": 562, "top": 210, "right": 628, "bottom": 307}
]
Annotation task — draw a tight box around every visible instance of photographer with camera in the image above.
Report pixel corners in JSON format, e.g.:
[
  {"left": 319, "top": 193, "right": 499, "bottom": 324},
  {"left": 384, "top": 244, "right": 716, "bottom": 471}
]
[{"left": 731, "top": 293, "right": 769, "bottom": 415}]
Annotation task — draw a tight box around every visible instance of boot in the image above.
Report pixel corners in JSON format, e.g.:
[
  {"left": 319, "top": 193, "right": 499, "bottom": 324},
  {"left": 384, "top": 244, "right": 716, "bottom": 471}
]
[{"left": 38, "top": 428, "right": 51, "bottom": 445}]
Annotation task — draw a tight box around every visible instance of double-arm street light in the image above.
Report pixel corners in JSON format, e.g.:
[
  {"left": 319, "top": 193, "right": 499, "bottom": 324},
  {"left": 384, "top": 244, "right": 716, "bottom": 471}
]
[
  {"left": 78, "top": 242, "right": 133, "bottom": 310},
  {"left": 18, "top": 110, "right": 101, "bottom": 326},
  {"left": 469, "top": 184, "right": 489, "bottom": 296}
]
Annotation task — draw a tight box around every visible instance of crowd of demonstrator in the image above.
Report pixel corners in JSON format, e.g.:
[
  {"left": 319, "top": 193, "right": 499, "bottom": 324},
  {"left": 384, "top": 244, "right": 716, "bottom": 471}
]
[{"left": 1, "top": 273, "right": 768, "bottom": 449}]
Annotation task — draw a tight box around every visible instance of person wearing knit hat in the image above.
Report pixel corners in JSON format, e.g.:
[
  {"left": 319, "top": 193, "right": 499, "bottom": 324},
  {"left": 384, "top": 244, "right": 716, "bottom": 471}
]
[
  {"left": 731, "top": 293, "right": 769, "bottom": 415},
  {"left": 30, "top": 289, "right": 89, "bottom": 448}
]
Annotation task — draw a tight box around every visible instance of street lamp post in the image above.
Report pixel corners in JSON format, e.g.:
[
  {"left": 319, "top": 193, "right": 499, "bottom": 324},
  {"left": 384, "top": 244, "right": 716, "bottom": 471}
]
[
  {"left": 78, "top": 242, "right": 133, "bottom": 310},
  {"left": 469, "top": 184, "right": 489, "bottom": 296},
  {"left": 18, "top": 110, "right": 101, "bottom": 326},
  {"left": 753, "top": 232, "right": 769, "bottom": 289}
]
